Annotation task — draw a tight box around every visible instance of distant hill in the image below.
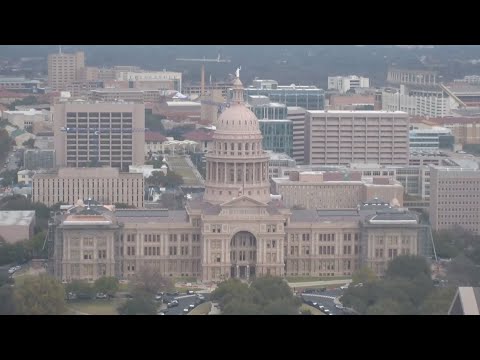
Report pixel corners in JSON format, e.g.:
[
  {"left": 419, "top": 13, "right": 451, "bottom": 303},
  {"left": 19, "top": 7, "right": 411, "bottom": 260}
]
[{"left": 3, "top": 45, "right": 480, "bottom": 87}]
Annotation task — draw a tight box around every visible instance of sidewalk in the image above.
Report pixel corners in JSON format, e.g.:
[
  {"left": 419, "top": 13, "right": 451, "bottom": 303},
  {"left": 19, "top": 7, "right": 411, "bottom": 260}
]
[
  {"left": 208, "top": 303, "right": 221, "bottom": 315},
  {"left": 287, "top": 279, "right": 351, "bottom": 288}
]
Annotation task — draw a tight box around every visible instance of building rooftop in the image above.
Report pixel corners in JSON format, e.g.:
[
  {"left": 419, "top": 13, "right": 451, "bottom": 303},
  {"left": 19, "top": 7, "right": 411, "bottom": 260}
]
[
  {"left": 115, "top": 209, "right": 188, "bottom": 223},
  {"left": 444, "top": 83, "right": 480, "bottom": 94},
  {"left": 145, "top": 131, "right": 168, "bottom": 142},
  {"left": 0, "top": 77, "right": 40, "bottom": 84},
  {"left": 267, "top": 151, "right": 295, "bottom": 161},
  {"left": 0, "top": 211, "right": 35, "bottom": 226},
  {"left": 308, "top": 110, "right": 408, "bottom": 115},
  {"left": 183, "top": 129, "right": 214, "bottom": 142},
  {"left": 4, "top": 109, "right": 44, "bottom": 116},
  {"left": 448, "top": 287, "right": 480, "bottom": 315},
  {"left": 258, "top": 119, "right": 292, "bottom": 123},
  {"left": 165, "top": 101, "right": 201, "bottom": 107}
]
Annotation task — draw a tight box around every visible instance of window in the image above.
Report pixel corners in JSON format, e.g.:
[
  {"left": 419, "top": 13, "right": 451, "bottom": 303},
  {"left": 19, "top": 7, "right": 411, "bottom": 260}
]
[{"left": 212, "top": 224, "right": 222, "bottom": 233}]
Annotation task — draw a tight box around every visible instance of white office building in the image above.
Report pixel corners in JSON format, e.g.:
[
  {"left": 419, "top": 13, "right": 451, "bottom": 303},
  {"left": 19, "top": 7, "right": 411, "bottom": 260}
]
[{"left": 328, "top": 76, "right": 370, "bottom": 94}]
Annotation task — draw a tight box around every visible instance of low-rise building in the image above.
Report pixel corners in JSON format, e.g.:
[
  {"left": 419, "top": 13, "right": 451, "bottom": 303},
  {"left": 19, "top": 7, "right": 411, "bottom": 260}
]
[
  {"left": 409, "top": 127, "right": 454, "bottom": 151},
  {"left": 2, "top": 109, "right": 51, "bottom": 130},
  {"left": 24, "top": 149, "right": 56, "bottom": 170},
  {"left": 0, "top": 211, "right": 35, "bottom": 243},
  {"left": 17, "top": 169, "right": 36, "bottom": 185},
  {"left": 328, "top": 94, "right": 375, "bottom": 110},
  {"left": 32, "top": 167, "right": 144, "bottom": 208},
  {"left": 271, "top": 170, "right": 403, "bottom": 210},
  {"left": 267, "top": 151, "right": 296, "bottom": 179},
  {"left": 327, "top": 76, "right": 370, "bottom": 94},
  {"left": 145, "top": 131, "right": 168, "bottom": 155}
]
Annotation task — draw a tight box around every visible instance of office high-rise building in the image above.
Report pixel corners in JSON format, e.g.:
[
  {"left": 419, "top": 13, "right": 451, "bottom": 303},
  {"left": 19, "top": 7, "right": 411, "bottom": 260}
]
[
  {"left": 287, "top": 107, "right": 307, "bottom": 165},
  {"left": 305, "top": 111, "right": 410, "bottom": 166},
  {"left": 258, "top": 119, "right": 293, "bottom": 156},
  {"left": 54, "top": 102, "right": 145, "bottom": 171},
  {"left": 429, "top": 165, "right": 480, "bottom": 235},
  {"left": 48, "top": 51, "right": 85, "bottom": 91}
]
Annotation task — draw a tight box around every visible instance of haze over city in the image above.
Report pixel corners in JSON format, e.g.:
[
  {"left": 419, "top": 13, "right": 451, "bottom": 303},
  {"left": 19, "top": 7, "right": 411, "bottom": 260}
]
[{"left": 0, "top": 45, "right": 479, "bottom": 316}]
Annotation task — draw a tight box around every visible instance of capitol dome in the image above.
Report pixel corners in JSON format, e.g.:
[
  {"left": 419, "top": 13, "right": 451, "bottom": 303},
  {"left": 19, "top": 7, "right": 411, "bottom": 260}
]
[
  {"left": 215, "top": 75, "right": 260, "bottom": 133},
  {"left": 217, "top": 104, "right": 259, "bottom": 132}
]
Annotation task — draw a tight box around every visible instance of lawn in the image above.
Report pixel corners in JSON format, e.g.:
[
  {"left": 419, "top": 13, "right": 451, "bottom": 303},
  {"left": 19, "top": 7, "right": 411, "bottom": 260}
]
[
  {"left": 189, "top": 302, "right": 212, "bottom": 315},
  {"left": 300, "top": 304, "right": 325, "bottom": 315},
  {"left": 286, "top": 276, "right": 351, "bottom": 283},
  {"left": 68, "top": 299, "right": 125, "bottom": 315}
]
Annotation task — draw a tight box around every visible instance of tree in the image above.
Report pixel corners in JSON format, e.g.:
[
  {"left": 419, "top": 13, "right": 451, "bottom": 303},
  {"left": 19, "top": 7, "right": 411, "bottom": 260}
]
[
  {"left": 222, "top": 299, "right": 262, "bottom": 315},
  {"left": 131, "top": 266, "right": 173, "bottom": 295},
  {"left": 145, "top": 157, "right": 164, "bottom": 169},
  {"left": 27, "top": 231, "right": 47, "bottom": 258},
  {"left": 433, "top": 230, "right": 461, "bottom": 259},
  {"left": 118, "top": 292, "right": 157, "bottom": 315},
  {"left": 0, "top": 286, "right": 16, "bottom": 315},
  {"left": 212, "top": 278, "right": 251, "bottom": 306},
  {"left": 94, "top": 277, "right": 119, "bottom": 297},
  {"left": 386, "top": 255, "right": 431, "bottom": 281},
  {"left": 0, "top": 238, "right": 31, "bottom": 266},
  {"left": 15, "top": 274, "right": 66, "bottom": 315},
  {"left": 114, "top": 203, "right": 136, "bottom": 209},
  {"left": 212, "top": 276, "right": 300, "bottom": 315},
  {"left": 446, "top": 254, "right": 480, "bottom": 287},
  {"left": 0, "top": 169, "right": 18, "bottom": 187},
  {"left": 164, "top": 172, "right": 184, "bottom": 187},
  {"left": 366, "top": 298, "right": 405, "bottom": 315},
  {"left": 352, "top": 266, "right": 376, "bottom": 285},
  {"left": 66, "top": 280, "right": 95, "bottom": 299},
  {"left": 22, "top": 138, "right": 35, "bottom": 149},
  {"left": 146, "top": 171, "right": 166, "bottom": 187},
  {"left": 419, "top": 287, "right": 456, "bottom": 315}
]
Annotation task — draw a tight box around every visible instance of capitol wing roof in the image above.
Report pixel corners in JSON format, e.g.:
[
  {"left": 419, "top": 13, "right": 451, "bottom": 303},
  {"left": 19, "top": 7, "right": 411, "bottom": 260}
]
[{"left": 220, "top": 195, "right": 267, "bottom": 208}]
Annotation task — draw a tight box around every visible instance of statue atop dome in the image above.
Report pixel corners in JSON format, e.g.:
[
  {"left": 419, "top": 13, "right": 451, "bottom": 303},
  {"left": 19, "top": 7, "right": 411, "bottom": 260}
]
[{"left": 236, "top": 66, "right": 241, "bottom": 78}]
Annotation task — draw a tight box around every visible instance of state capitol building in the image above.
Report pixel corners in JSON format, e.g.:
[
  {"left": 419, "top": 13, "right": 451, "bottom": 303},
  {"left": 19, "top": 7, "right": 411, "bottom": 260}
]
[{"left": 49, "top": 74, "right": 431, "bottom": 283}]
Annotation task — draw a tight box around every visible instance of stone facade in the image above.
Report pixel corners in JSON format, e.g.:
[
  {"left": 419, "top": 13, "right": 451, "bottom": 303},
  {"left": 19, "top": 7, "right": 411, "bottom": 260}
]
[{"left": 50, "top": 75, "right": 430, "bottom": 283}]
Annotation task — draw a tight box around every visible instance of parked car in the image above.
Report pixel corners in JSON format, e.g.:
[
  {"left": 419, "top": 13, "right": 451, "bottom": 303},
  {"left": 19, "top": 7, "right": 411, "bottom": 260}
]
[
  {"left": 167, "top": 300, "right": 179, "bottom": 308},
  {"left": 96, "top": 292, "right": 108, "bottom": 299},
  {"left": 323, "top": 309, "right": 331, "bottom": 315},
  {"left": 183, "top": 308, "right": 189, "bottom": 314},
  {"left": 340, "top": 284, "right": 349, "bottom": 290},
  {"left": 155, "top": 294, "right": 163, "bottom": 301},
  {"left": 8, "top": 268, "right": 16, "bottom": 274},
  {"left": 335, "top": 304, "right": 344, "bottom": 310},
  {"left": 187, "top": 290, "right": 195, "bottom": 295},
  {"left": 66, "top": 292, "right": 77, "bottom": 300},
  {"left": 319, "top": 305, "right": 325, "bottom": 311},
  {"left": 166, "top": 291, "right": 179, "bottom": 297},
  {"left": 157, "top": 312, "right": 165, "bottom": 315},
  {"left": 188, "top": 304, "right": 195, "bottom": 310},
  {"left": 303, "top": 289, "right": 315, "bottom": 294},
  {"left": 77, "top": 293, "right": 92, "bottom": 300}
]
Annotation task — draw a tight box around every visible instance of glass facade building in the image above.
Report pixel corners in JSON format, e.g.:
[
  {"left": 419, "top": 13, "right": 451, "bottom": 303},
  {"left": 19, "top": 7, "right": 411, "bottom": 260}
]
[
  {"left": 232, "top": 86, "right": 325, "bottom": 110},
  {"left": 259, "top": 119, "right": 293, "bottom": 156},
  {"left": 249, "top": 103, "right": 287, "bottom": 120}
]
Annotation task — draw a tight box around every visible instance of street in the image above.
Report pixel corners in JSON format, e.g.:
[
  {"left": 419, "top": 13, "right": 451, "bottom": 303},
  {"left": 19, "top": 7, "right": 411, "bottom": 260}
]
[
  {"left": 301, "top": 288, "right": 345, "bottom": 315},
  {"left": 1, "top": 149, "right": 21, "bottom": 173},
  {"left": 162, "top": 292, "right": 211, "bottom": 315}
]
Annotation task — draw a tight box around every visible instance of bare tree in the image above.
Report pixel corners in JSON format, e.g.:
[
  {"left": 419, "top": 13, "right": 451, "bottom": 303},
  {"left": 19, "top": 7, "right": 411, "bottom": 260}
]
[{"left": 131, "top": 266, "right": 173, "bottom": 295}]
